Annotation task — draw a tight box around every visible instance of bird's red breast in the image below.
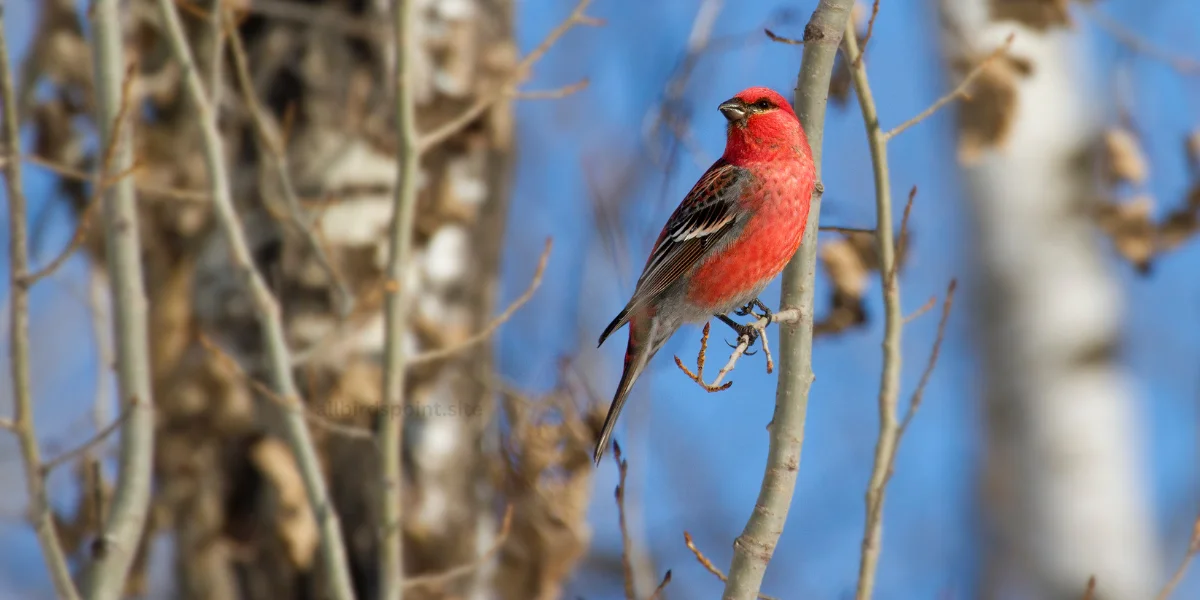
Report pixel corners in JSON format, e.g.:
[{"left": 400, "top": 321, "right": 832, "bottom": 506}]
[{"left": 684, "top": 88, "right": 815, "bottom": 309}]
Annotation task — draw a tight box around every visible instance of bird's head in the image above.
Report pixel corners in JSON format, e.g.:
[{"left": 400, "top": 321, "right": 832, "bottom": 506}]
[{"left": 718, "top": 87, "right": 807, "bottom": 163}]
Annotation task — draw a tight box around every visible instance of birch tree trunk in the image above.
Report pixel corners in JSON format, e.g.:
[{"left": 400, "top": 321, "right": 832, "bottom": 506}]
[
  {"left": 23, "top": 1, "right": 591, "bottom": 598},
  {"left": 937, "top": 2, "right": 1161, "bottom": 598}
]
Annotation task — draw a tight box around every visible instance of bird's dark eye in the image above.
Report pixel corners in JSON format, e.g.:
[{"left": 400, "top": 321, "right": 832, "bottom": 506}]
[{"left": 754, "top": 99, "right": 772, "bottom": 110}]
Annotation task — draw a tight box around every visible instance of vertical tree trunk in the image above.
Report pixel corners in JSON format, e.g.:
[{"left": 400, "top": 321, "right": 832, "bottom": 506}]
[{"left": 937, "top": 2, "right": 1161, "bottom": 598}]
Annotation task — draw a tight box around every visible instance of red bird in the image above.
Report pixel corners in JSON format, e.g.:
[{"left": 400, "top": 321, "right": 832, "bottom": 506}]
[{"left": 594, "top": 86, "right": 816, "bottom": 465}]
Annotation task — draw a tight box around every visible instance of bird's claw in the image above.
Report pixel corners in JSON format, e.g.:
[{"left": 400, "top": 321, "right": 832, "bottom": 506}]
[{"left": 735, "top": 298, "right": 773, "bottom": 321}]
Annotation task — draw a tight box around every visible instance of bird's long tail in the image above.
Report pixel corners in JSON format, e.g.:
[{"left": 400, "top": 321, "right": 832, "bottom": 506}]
[{"left": 594, "top": 314, "right": 666, "bottom": 466}]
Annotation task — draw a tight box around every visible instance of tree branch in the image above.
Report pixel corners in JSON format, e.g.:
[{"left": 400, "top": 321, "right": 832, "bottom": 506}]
[
  {"left": 685, "top": 532, "right": 777, "bottom": 600},
  {"left": 1156, "top": 514, "right": 1200, "bottom": 600},
  {"left": 841, "top": 19, "right": 903, "bottom": 600},
  {"left": 222, "top": 10, "right": 353, "bottom": 314},
  {"left": 79, "top": 3, "right": 157, "bottom": 598},
  {"left": 379, "top": 0, "right": 420, "bottom": 595},
  {"left": 151, "top": 0, "right": 358, "bottom": 597},
  {"left": 881, "top": 35, "right": 1013, "bottom": 142},
  {"left": 721, "top": 2, "right": 854, "bottom": 598},
  {"left": 410, "top": 238, "right": 551, "bottom": 365},
  {"left": 0, "top": 10, "right": 81, "bottom": 599}
]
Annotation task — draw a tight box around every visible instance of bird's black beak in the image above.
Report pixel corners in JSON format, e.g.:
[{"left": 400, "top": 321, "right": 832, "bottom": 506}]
[{"left": 719, "top": 99, "right": 747, "bottom": 124}]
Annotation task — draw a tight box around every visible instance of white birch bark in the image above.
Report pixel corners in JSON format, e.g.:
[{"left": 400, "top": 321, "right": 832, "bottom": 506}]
[{"left": 937, "top": 2, "right": 1161, "bottom": 598}]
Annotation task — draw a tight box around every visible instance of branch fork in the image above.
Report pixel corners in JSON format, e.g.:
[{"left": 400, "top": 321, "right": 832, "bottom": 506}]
[{"left": 674, "top": 309, "right": 799, "bottom": 392}]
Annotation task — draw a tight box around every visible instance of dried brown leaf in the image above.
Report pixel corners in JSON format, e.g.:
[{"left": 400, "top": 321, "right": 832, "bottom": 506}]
[
  {"left": 249, "top": 437, "right": 319, "bottom": 569},
  {"left": 1101, "top": 128, "right": 1149, "bottom": 186},
  {"left": 956, "top": 54, "right": 1028, "bottom": 163}
]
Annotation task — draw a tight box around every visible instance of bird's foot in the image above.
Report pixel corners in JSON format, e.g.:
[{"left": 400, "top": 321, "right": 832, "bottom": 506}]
[
  {"left": 735, "top": 298, "right": 773, "bottom": 321},
  {"left": 716, "top": 314, "right": 760, "bottom": 355}
]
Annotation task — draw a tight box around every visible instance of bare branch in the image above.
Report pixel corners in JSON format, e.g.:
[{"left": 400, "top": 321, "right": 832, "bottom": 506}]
[
  {"left": 854, "top": 0, "right": 882, "bottom": 67},
  {"left": 41, "top": 406, "right": 132, "bottom": 475},
  {"left": 898, "top": 279, "right": 956, "bottom": 438},
  {"left": 842, "top": 19, "right": 904, "bottom": 600},
  {"left": 685, "top": 532, "right": 778, "bottom": 600},
  {"left": 722, "top": 2, "right": 854, "bottom": 596},
  {"left": 882, "top": 34, "right": 1014, "bottom": 142},
  {"left": 222, "top": 10, "right": 353, "bottom": 314},
  {"left": 763, "top": 29, "right": 804, "bottom": 46},
  {"left": 24, "top": 154, "right": 210, "bottom": 203},
  {"left": 418, "top": 0, "right": 598, "bottom": 151},
  {"left": 379, "top": 0, "right": 420, "bottom": 595},
  {"left": 511, "top": 79, "right": 590, "bottom": 100},
  {"left": 401, "top": 505, "right": 515, "bottom": 589},
  {"left": 647, "top": 571, "right": 673, "bottom": 600},
  {"left": 902, "top": 295, "right": 937, "bottom": 324},
  {"left": 0, "top": 9, "right": 82, "bottom": 597},
  {"left": 673, "top": 323, "right": 733, "bottom": 392},
  {"left": 151, "top": 0, "right": 358, "bottom": 597},
  {"left": 80, "top": 3, "right": 158, "bottom": 596},
  {"left": 1156, "top": 514, "right": 1200, "bottom": 600},
  {"left": 613, "top": 441, "right": 636, "bottom": 600},
  {"left": 21, "top": 67, "right": 139, "bottom": 287},
  {"left": 411, "top": 238, "right": 551, "bottom": 364},
  {"left": 197, "top": 334, "right": 375, "bottom": 442},
  {"left": 1084, "top": 5, "right": 1200, "bottom": 76}
]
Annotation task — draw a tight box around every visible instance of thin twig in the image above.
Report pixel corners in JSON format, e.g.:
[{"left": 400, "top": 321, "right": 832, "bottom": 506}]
[
  {"left": 410, "top": 238, "right": 551, "bottom": 364},
  {"left": 722, "top": 3, "right": 854, "bottom": 597},
  {"left": 401, "top": 505, "right": 515, "bottom": 589},
  {"left": 1084, "top": 5, "right": 1200, "bottom": 75},
  {"left": 512, "top": 79, "right": 591, "bottom": 100},
  {"left": 21, "top": 68, "right": 139, "bottom": 287},
  {"left": 763, "top": 28, "right": 804, "bottom": 45},
  {"left": 222, "top": 10, "right": 353, "bottom": 314},
  {"left": 417, "top": 0, "right": 598, "bottom": 152},
  {"left": 379, "top": 0, "right": 420, "bottom": 596},
  {"left": 41, "top": 406, "right": 132, "bottom": 475},
  {"left": 197, "top": 334, "right": 375, "bottom": 441},
  {"left": 673, "top": 323, "right": 733, "bottom": 392},
  {"left": 613, "top": 441, "right": 636, "bottom": 600},
  {"left": 1082, "top": 576, "right": 1097, "bottom": 600},
  {"left": 888, "top": 185, "right": 916, "bottom": 285},
  {"left": 882, "top": 34, "right": 1014, "bottom": 141},
  {"left": 151, "top": 0, "right": 358, "bottom": 597},
  {"left": 0, "top": 11, "right": 82, "bottom": 599},
  {"left": 647, "top": 571, "right": 672, "bottom": 600},
  {"left": 843, "top": 19, "right": 904, "bottom": 600},
  {"left": 1155, "top": 514, "right": 1200, "bottom": 600},
  {"left": 898, "top": 280, "right": 956, "bottom": 437},
  {"left": 685, "top": 532, "right": 778, "bottom": 600},
  {"left": 23, "top": 155, "right": 211, "bottom": 202},
  {"left": 902, "top": 295, "right": 936, "bottom": 324},
  {"left": 79, "top": 3, "right": 159, "bottom": 597},
  {"left": 854, "top": 0, "right": 881, "bottom": 67}
]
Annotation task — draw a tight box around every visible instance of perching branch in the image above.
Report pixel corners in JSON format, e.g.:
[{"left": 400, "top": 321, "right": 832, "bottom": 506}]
[
  {"left": 151, "top": 0, "right": 358, "bottom": 598},
  {"left": 721, "top": 2, "right": 854, "bottom": 598},
  {"left": 842, "top": 19, "right": 905, "bottom": 600},
  {"left": 80, "top": 2, "right": 157, "bottom": 598},
  {"left": 613, "top": 441, "right": 636, "bottom": 600},
  {"left": 0, "top": 12, "right": 81, "bottom": 599},
  {"left": 378, "top": 0, "right": 420, "bottom": 595}
]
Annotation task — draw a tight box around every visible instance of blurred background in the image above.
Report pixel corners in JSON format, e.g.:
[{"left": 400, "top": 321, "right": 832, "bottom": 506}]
[{"left": 1, "top": 0, "right": 1198, "bottom": 598}]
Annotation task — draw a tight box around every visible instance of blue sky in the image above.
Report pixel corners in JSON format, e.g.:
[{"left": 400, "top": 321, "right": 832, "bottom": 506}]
[{"left": 3, "top": 1, "right": 1199, "bottom": 599}]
